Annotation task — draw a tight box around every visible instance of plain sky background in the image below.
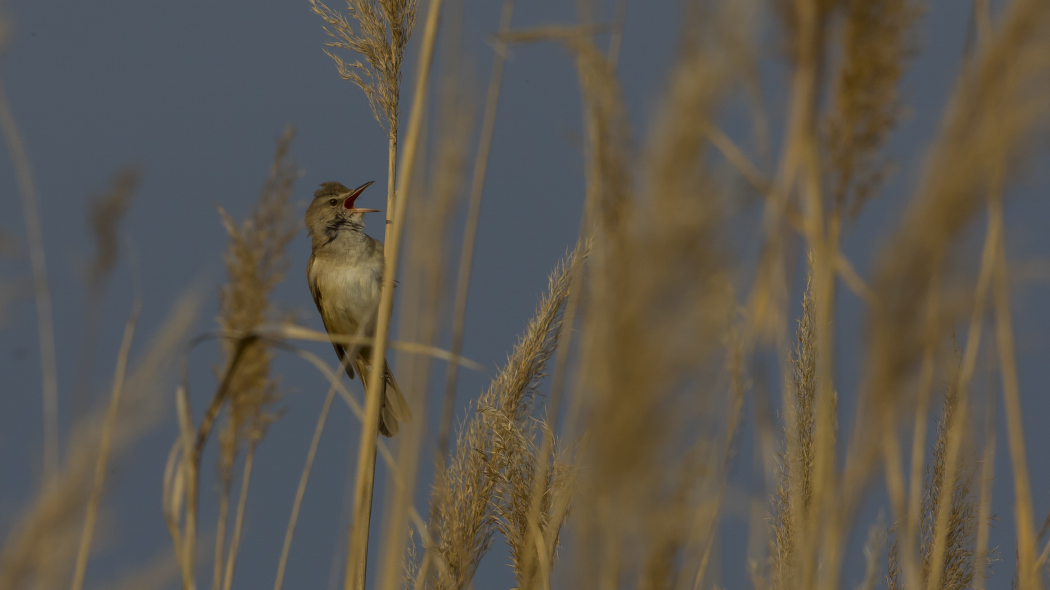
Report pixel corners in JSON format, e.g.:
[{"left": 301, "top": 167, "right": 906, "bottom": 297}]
[{"left": 2, "top": 1, "right": 1049, "bottom": 589}]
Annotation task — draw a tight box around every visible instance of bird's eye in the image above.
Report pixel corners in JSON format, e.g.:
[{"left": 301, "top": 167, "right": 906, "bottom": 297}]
[{"left": 329, "top": 198, "right": 338, "bottom": 206}]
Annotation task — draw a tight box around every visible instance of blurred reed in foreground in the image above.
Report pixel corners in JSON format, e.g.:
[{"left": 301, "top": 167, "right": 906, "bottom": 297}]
[{"left": 4, "top": 1, "right": 1050, "bottom": 590}]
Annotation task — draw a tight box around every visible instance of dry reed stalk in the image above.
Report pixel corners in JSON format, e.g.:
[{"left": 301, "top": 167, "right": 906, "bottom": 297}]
[
  {"left": 211, "top": 128, "right": 298, "bottom": 590},
  {"left": 0, "top": 77, "right": 59, "bottom": 479},
  {"left": 782, "top": 3, "right": 840, "bottom": 585},
  {"left": 992, "top": 201, "right": 1037, "bottom": 590},
  {"left": 415, "top": 249, "right": 579, "bottom": 583},
  {"left": 914, "top": 156, "right": 1004, "bottom": 590},
  {"left": 262, "top": 324, "right": 485, "bottom": 372},
  {"left": 887, "top": 363, "right": 984, "bottom": 590},
  {"left": 972, "top": 389, "right": 996, "bottom": 590},
  {"left": 866, "top": 0, "right": 1050, "bottom": 427},
  {"left": 419, "top": 249, "right": 580, "bottom": 590},
  {"left": 435, "top": 0, "right": 515, "bottom": 471},
  {"left": 509, "top": 6, "right": 743, "bottom": 588},
  {"left": 490, "top": 24, "right": 633, "bottom": 589},
  {"left": 506, "top": 12, "right": 657, "bottom": 585},
  {"left": 770, "top": 272, "right": 819, "bottom": 590},
  {"left": 310, "top": 0, "right": 418, "bottom": 237},
  {"left": 70, "top": 295, "right": 142, "bottom": 590},
  {"left": 162, "top": 131, "right": 298, "bottom": 590},
  {"left": 757, "top": 0, "right": 924, "bottom": 586},
  {"left": 344, "top": 0, "right": 441, "bottom": 587},
  {"left": 922, "top": 379, "right": 979, "bottom": 590},
  {"left": 273, "top": 387, "right": 337, "bottom": 590},
  {"left": 864, "top": 3, "right": 1050, "bottom": 589},
  {"left": 374, "top": 14, "right": 476, "bottom": 589},
  {"left": 0, "top": 289, "right": 203, "bottom": 590},
  {"left": 899, "top": 336, "right": 938, "bottom": 590},
  {"left": 267, "top": 336, "right": 442, "bottom": 556},
  {"left": 74, "top": 170, "right": 139, "bottom": 413},
  {"left": 220, "top": 445, "right": 255, "bottom": 590}
]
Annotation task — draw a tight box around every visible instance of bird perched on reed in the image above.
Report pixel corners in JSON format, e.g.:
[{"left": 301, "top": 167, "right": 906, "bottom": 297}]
[{"left": 305, "top": 180, "right": 411, "bottom": 436}]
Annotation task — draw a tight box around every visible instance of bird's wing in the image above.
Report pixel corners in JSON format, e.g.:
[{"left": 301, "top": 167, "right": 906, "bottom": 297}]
[{"left": 308, "top": 255, "right": 355, "bottom": 381}]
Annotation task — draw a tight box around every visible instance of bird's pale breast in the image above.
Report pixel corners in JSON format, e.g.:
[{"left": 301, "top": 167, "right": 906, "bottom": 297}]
[{"left": 314, "top": 256, "right": 384, "bottom": 338}]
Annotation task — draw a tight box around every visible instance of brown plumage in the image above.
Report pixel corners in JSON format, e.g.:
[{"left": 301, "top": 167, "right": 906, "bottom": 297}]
[{"left": 305, "top": 181, "right": 410, "bottom": 436}]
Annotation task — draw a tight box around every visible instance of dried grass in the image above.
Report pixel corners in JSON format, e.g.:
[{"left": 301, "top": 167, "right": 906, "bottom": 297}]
[
  {"left": 420, "top": 249, "right": 581, "bottom": 590},
  {"left": 769, "top": 273, "right": 820, "bottom": 590},
  {"left": 0, "top": 290, "right": 204, "bottom": 590},
  {"left": 7, "top": 2, "right": 1050, "bottom": 590},
  {"left": 824, "top": 0, "right": 923, "bottom": 219},
  {"left": 886, "top": 356, "right": 990, "bottom": 590},
  {"left": 310, "top": 0, "right": 416, "bottom": 136},
  {"left": 211, "top": 127, "right": 299, "bottom": 590},
  {"left": 73, "top": 170, "right": 139, "bottom": 414}
]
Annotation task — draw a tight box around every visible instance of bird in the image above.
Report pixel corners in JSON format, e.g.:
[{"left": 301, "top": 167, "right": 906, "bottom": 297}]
[{"left": 305, "top": 180, "right": 411, "bottom": 437}]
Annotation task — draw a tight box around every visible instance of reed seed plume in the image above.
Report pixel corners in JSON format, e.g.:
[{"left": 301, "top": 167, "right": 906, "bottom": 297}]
[
  {"left": 824, "top": 0, "right": 923, "bottom": 219},
  {"left": 887, "top": 358, "right": 989, "bottom": 590},
  {"left": 212, "top": 128, "right": 299, "bottom": 590},
  {"left": 422, "top": 249, "right": 581, "bottom": 590},
  {"left": 214, "top": 128, "right": 298, "bottom": 477},
  {"left": 311, "top": 0, "right": 416, "bottom": 135},
  {"left": 491, "top": 417, "right": 573, "bottom": 589},
  {"left": 770, "top": 273, "right": 820, "bottom": 590},
  {"left": 86, "top": 169, "right": 139, "bottom": 286}
]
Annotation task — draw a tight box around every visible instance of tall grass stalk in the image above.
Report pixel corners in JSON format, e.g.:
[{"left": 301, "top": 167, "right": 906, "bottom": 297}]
[
  {"left": 1, "top": 289, "right": 203, "bottom": 590},
  {"left": 74, "top": 170, "right": 139, "bottom": 415},
  {"left": 435, "top": 0, "right": 514, "bottom": 471},
  {"left": 69, "top": 296, "right": 141, "bottom": 590},
  {"left": 0, "top": 78, "right": 59, "bottom": 479},
  {"left": 346, "top": 0, "right": 442, "bottom": 586},
  {"left": 419, "top": 248, "right": 581, "bottom": 590}
]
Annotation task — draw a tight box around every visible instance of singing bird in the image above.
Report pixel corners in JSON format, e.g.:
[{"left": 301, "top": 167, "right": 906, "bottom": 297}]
[{"left": 305, "top": 181, "right": 411, "bottom": 436}]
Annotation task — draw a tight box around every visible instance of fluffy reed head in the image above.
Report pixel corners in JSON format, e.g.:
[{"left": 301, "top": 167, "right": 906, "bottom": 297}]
[
  {"left": 310, "top": 0, "right": 418, "bottom": 135},
  {"left": 215, "top": 128, "right": 299, "bottom": 474}
]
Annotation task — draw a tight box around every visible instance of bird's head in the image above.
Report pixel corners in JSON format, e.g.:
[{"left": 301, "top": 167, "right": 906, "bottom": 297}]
[{"left": 305, "top": 181, "right": 382, "bottom": 243}]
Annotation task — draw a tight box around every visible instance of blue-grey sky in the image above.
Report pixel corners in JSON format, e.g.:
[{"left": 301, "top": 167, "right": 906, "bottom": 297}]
[{"left": 1, "top": 1, "right": 1049, "bottom": 589}]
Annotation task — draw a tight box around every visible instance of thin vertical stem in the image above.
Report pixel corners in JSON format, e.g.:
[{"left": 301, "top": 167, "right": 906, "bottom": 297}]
[
  {"left": 0, "top": 80, "right": 60, "bottom": 479},
  {"left": 973, "top": 387, "right": 996, "bottom": 590},
  {"left": 435, "top": 0, "right": 514, "bottom": 472},
  {"left": 992, "top": 195, "right": 1040, "bottom": 590},
  {"left": 346, "top": 1, "right": 445, "bottom": 588},
  {"left": 275, "top": 387, "right": 337, "bottom": 590},
  {"left": 222, "top": 446, "right": 256, "bottom": 590},
  {"left": 70, "top": 298, "right": 142, "bottom": 590},
  {"left": 386, "top": 134, "right": 398, "bottom": 245},
  {"left": 213, "top": 486, "right": 230, "bottom": 590}
]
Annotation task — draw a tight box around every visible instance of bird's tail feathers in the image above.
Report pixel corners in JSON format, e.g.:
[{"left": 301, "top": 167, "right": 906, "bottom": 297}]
[{"left": 354, "top": 357, "right": 412, "bottom": 438}]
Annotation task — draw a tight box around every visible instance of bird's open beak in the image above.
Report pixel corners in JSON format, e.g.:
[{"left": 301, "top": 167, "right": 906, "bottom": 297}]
[{"left": 343, "top": 181, "right": 380, "bottom": 213}]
